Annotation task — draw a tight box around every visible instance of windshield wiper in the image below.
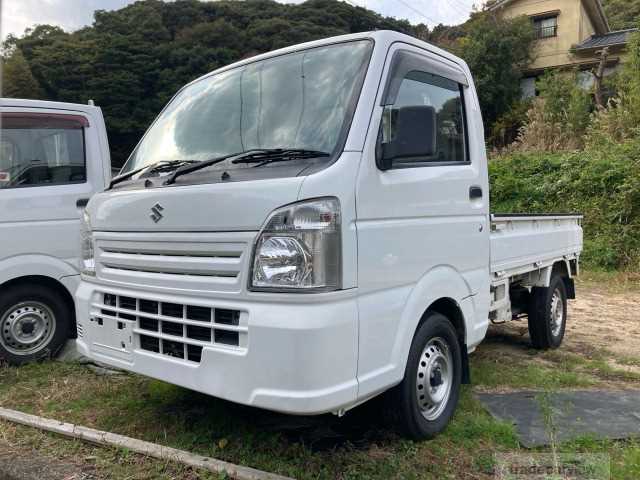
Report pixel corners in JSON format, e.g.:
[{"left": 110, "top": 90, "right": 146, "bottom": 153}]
[
  {"left": 140, "top": 160, "right": 198, "bottom": 177},
  {"left": 109, "top": 160, "right": 197, "bottom": 189},
  {"left": 231, "top": 149, "right": 330, "bottom": 167},
  {"left": 164, "top": 148, "right": 328, "bottom": 185},
  {"left": 163, "top": 149, "right": 270, "bottom": 185}
]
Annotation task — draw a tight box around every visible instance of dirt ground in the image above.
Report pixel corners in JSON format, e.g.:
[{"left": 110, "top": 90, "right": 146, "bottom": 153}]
[
  {"left": 483, "top": 278, "right": 640, "bottom": 376},
  {"left": 566, "top": 287, "right": 640, "bottom": 358}
]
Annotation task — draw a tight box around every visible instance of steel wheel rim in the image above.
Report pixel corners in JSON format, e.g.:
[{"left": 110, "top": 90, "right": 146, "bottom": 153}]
[
  {"left": 416, "top": 337, "right": 453, "bottom": 421},
  {"left": 550, "top": 288, "right": 564, "bottom": 337},
  {"left": 1, "top": 301, "right": 56, "bottom": 356}
]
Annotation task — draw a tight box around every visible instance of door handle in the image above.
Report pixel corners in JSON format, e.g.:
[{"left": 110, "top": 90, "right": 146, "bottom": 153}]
[
  {"left": 76, "top": 198, "right": 89, "bottom": 208},
  {"left": 469, "top": 186, "right": 483, "bottom": 200}
]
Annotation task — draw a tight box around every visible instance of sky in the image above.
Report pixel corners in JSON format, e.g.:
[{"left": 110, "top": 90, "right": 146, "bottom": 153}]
[{"left": 1, "top": 0, "right": 480, "bottom": 41}]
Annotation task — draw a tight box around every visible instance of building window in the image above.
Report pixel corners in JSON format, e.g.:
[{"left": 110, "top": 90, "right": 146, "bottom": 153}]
[{"left": 533, "top": 15, "right": 558, "bottom": 39}]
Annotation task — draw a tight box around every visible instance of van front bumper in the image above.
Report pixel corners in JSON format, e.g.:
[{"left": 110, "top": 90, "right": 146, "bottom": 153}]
[{"left": 75, "top": 280, "right": 359, "bottom": 415}]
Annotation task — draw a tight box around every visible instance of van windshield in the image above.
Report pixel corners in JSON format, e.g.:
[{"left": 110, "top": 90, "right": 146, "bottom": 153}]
[{"left": 121, "top": 40, "right": 373, "bottom": 176}]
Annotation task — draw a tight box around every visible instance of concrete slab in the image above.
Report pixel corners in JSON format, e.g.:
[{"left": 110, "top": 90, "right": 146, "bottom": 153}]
[{"left": 476, "top": 390, "right": 640, "bottom": 447}]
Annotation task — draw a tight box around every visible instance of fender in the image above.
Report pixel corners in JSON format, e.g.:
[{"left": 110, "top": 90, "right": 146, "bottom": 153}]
[
  {"left": 521, "top": 258, "right": 573, "bottom": 288},
  {"left": 0, "top": 254, "right": 79, "bottom": 296},
  {"left": 356, "top": 265, "right": 475, "bottom": 401},
  {"left": 390, "top": 265, "right": 474, "bottom": 375}
]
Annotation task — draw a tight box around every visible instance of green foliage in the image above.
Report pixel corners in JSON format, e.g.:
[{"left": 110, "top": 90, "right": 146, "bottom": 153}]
[
  {"left": 515, "top": 71, "right": 592, "bottom": 151},
  {"left": 536, "top": 72, "right": 592, "bottom": 133},
  {"left": 588, "top": 30, "right": 640, "bottom": 146},
  {"left": 1, "top": 48, "right": 43, "bottom": 99},
  {"left": 487, "top": 99, "right": 531, "bottom": 150},
  {"left": 449, "top": 12, "right": 536, "bottom": 132},
  {"left": 1, "top": 0, "right": 414, "bottom": 166},
  {"left": 602, "top": 0, "right": 640, "bottom": 30},
  {"left": 490, "top": 138, "right": 640, "bottom": 270}
]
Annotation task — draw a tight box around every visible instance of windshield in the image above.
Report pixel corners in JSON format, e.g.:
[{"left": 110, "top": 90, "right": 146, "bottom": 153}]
[{"left": 121, "top": 40, "right": 373, "bottom": 175}]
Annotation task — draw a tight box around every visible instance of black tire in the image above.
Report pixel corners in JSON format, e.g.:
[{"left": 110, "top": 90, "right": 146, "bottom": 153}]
[
  {"left": 392, "top": 312, "right": 462, "bottom": 440},
  {"left": 528, "top": 273, "right": 567, "bottom": 349},
  {"left": 0, "top": 284, "right": 71, "bottom": 366}
]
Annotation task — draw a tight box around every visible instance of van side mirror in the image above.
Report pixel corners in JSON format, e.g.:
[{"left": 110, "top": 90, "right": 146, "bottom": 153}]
[{"left": 377, "top": 105, "right": 437, "bottom": 171}]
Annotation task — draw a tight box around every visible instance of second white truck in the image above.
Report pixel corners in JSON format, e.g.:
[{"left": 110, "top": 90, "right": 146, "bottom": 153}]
[
  {"left": 0, "top": 99, "right": 111, "bottom": 365},
  {"left": 75, "top": 31, "right": 582, "bottom": 439}
]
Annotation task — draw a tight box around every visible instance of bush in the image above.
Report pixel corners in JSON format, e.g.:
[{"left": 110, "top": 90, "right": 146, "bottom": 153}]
[
  {"left": 487, "top": 100, "right": 531, "bottom": 151},
  {"left": 514, "top": 71, "right": 592, "bottom": 151},
  {"left": 490, "top": 138, "right": 640, "bottom": 270},
  {"left": 587, "top": 31, "right": 640, "bottom": 146}
]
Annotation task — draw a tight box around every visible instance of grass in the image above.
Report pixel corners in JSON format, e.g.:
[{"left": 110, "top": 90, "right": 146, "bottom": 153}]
[
  {"left": 1, "top": 273, "right": 639, "bottom": 479},
  {"left": 1, "top": 355, "right": 637, "bottom": 479},
  {"left": 0, "top": 361, "right": 518, "bottom": 479},
  {"left": 577, "top": 270, "right": 640, "bottom": 294}
]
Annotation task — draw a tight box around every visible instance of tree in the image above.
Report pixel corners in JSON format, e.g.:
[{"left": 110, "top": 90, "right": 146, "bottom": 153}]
[
  {"left": 601, "top": 0, "right": 640, "bottom": 30},
  {"left": 587, "top": 29, "right": 640, "bottom": 144},
  {"left": 449, "top": 12, "right": 536, "bottom": 133},
  {"left": 1, "top": 48, "right": 43, "bottom": 99}
]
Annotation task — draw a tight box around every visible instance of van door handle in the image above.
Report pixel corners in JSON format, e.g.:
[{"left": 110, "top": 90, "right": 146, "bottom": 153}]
[
  {"left": 469, "top": 186, "right": 483, "bottom": 200},
  {"left": 76, "top": 198, "right": 89, "bottom": 208}
]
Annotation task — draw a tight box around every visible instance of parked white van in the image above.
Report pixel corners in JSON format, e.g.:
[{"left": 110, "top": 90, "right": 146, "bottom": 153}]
[
  {"left": 75, "top": 31, "right": 582, "bottom": 438},
  {"left": 0, "top": 99, "right": 111, "bottom": 365}
]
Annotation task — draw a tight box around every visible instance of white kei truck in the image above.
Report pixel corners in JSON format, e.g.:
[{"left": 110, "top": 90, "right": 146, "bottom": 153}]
[
  {"left": 76, "top": 31, "right": 582, "bottom": 439},
  {"left": 0, "top": 99, "right": 111, "bottom": 365}
]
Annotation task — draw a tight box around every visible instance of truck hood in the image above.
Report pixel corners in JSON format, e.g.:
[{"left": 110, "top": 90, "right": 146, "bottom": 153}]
[{"left": 88, "top": 176, "right": 305, "bottom": 232}]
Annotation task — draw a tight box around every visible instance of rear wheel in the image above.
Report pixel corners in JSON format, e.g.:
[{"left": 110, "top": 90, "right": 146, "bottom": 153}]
[
  {"left": 0, "top": 285, "right": 70, "bottom": 366},
  {"left": 393, "top": 312, "right": 462, "bottom": 439},
  {"left": 528, "top": 273, "right": 567, "bottom": 349}
]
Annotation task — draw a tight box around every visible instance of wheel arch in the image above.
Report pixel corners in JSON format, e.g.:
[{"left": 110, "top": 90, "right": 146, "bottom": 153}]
[
  {"left": 0, "top": 255, "right": 78, "bottom": 338},
  {"left": 424, "top": 297, "right": 466, "bottom": 344},
  {"left": 552, "top": 260, "right": 576, "bottom": 299},
  {"left": 389, "top": 266, "right": 475, "bottom": 387}
]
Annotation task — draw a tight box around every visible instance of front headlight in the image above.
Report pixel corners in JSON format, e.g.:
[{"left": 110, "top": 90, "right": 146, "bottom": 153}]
[
  {"left": 80, "top": 210, "right": 95, "bottom": 276},
  {"left": 250, "top": 198, "right": 341, "bottom": 292}
]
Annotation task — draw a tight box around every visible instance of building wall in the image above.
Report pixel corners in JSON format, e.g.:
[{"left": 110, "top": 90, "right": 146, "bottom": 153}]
[{"left": 499, "top": 0, "right": 598, "bottom": 70}]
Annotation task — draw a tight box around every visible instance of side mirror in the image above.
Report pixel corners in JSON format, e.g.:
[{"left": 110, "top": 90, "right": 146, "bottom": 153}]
[{"left": 378, "top": 105, "right": 437, "bottom": 171}]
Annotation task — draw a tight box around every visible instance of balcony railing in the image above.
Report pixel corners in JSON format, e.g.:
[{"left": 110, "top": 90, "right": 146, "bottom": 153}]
[{"left": 534, "top": 25, "right": 558, "bottom": 39}]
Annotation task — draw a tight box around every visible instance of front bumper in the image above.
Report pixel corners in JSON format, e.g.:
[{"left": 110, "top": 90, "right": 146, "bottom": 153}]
[{"left": 75, "top": 280, "right": 359, "bottom": 415}]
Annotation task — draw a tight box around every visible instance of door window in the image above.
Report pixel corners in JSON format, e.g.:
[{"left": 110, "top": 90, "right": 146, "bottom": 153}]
[
  {"left": 0, "top": 114, "right": 86, "bottom": 189},
  {"left": 380, "top": 69, "right": 468, "bottom": 167}
]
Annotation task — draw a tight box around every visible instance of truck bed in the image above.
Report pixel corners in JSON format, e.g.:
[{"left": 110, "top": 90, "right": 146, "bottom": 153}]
[{"left": 490, "top": 214, "right": 583, "bottom": 277}]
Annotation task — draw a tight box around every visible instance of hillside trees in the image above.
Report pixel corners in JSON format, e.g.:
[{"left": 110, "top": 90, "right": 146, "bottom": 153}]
[
  {"left": 447, "top": 12, "right": 536, "bottom": 133},
  {"left": 1, "top": 48, "right": 43, "bottom": 99},
  {"left": 602, "top": 0, "right": 640, "bottom": 30}
]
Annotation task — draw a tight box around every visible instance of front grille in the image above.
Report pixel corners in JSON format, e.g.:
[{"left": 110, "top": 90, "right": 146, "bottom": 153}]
[
  {"left": 92, "top": 293, "right": 247, "bottom": 363},
  {"left": 93, "top": 232, "right": 254, "bottom": 294}
]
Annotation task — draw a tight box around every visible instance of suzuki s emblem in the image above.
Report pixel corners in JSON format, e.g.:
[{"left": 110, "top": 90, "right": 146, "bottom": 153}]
[{"left": 150, "top": 203, "right": 164, "bottom": 223}]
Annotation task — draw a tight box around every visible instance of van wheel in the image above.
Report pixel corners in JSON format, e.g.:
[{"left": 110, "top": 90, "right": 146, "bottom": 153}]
[
  {"left": 393, "top": 312, "right": 462, "bottom": 440},
  {"left": 0, "top": 285, "right": 70, "bottom": 366},
  {"left": 528, "top": 273, "right": 567, "bottom": 349}
]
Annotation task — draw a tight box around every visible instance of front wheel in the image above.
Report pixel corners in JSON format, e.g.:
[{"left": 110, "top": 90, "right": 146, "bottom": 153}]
[
  {"left": 392, "top": 312, "right": 462, "bottom": 439},
  {"left": 0, "top": 285, "right": 71, "bottom": 366}
]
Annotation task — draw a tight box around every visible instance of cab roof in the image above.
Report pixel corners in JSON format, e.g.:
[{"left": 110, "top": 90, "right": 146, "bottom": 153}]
[
  {"left": 187, "top": 30, "right": 469, "bottom": 88},
  {"left": 0, "top": 98, "right": 102, "bottom": 115}
]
